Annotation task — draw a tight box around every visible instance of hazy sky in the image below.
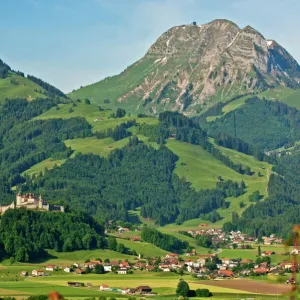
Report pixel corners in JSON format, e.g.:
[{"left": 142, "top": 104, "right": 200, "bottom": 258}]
[{"left": 1, "top": 0, "right": 300, "bottom": 92}]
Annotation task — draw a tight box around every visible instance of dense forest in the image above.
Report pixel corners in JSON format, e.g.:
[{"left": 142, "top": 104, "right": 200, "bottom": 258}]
[
  {"left": 201, "top": 97, "right": 300, "bottom": 151},
  {"left": 0, "top": 208, "right": 105, "bottom": 261},
  {"left": 22, "top": 136, "right": 244, "bottom": 225},
  {"left": 141, "top": 227, "right": 188, "bottom": 252},
  {"left": 0, "top": 59, "right": 11, "bottom": 79},
  {"left": 223, "top": 152, "right": 300, "bottom": 237}
]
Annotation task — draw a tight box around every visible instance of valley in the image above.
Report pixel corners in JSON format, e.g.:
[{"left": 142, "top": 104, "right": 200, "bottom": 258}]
[{"left": 1, "top": 15, "right": 300, "bottom": 300}]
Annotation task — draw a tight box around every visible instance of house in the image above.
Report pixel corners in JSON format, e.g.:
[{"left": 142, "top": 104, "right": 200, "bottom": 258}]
[
  {"left": 166, "top": 253, "right": 179, "bottom": 259},
  {"left": 74, "top": 268, "right": 85, "bottom": 275},
  {"left": 136, "top": 286, "right": 152, "bottom": 294},
  {"left": 73, "top": 263, "right": 80, "bottom": 268},
  {"left": 100, "top": 284, "right": 111, "bottom": 291},
  {"left": 253, "top": 268, "right": 268, "bottom": 275},
  {"left": 199, "top": 223, "right": 208, "bottom": 227},
  {"left": 131, "top": 236, "right": 141, "bottom": 242},
  {"left": 68, "top": 282, "right": 84, "bottom": 287},
  {"left": 118, "top": 227, "right": 130, "bottom": 233},
  {"left": 64, "top": 267, "right": 71, "bottom": 273},
  {"left": 241, "top": 259, "right": 253, "bottom": 265},
  {"left": 220, "top": 258, "right": 230, "bottom": 265},
  {"left": 262, "top": 251, "right": 275, "bottom": 256},
  {"left": 32, "top": 269, "right": 44, "bottom": 276},
  {"left": 146, "top": 265, "right": 155, "bottom": 271},
  {"left": 291, "top": 249, "right": 300, "bottom": 255},
  {"left": 20, "top": 271, "right": 28, "bottom": 276},
  {"left": 218, "top": 270, "right": 234, "bottom": 278},
  {"left": 280, "top": 262, "right": 293, "bottom": 270},
  {"left": 117, "top": 268, "right": 127, "bottom": 275},
  {"left": 121, "top": 288, "right": 130, "bottom": 294},
  {"left": 120, "top": 261, "right": 131, "bottom": 269},
  {"left": 104, "top": 264, "right": 112, "bottom": 272},
  {"left": 45, "top": 265, "right": 57, "bottom": 271}
]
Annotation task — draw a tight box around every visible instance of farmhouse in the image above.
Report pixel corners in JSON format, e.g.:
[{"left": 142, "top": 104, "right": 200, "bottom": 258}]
[
  {"left": 20, "top": 271, "right": 28, "bottom": 276},
  {"left": 117, "top": 268, "right": 127, "bottom": 275},
  {"left": 45, "top": 264, "right": 57, "bottom": 271},
  {"left": 32, "top": 269, "right": 44, "bottom": 276},
  {"left": 166, "top": 253, "right": 179, "bottom": 259},
  {"left": 218, "top": 270, "right": 234, "bottom": 278},
  {"left": 64, "top": 267, "right": 71, "bottom": 273},
  {"left": 136, "top": 286, "right": 152, "bottom": 294},
  {"left": 100, "top": 284, "right": 111, "bottom": 291},
  {"left": 262, "top": 251, "right": 275, "bottom": 256}
]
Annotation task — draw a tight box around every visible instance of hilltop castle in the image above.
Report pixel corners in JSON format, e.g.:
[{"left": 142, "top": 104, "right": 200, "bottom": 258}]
[{"left": 0, "top": 193, "right": 64, "bottom": 214}]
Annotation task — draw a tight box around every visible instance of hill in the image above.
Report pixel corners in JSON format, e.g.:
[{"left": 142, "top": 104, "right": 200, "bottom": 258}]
[
  {"left": 0, "top": 58, "right": 66, "bottom": 102},
  {"left": 70, "top": 19, "right": 300, "bottom": 115}
]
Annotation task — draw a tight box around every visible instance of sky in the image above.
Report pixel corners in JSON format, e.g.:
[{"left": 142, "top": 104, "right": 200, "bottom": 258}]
[{"left": 0, "top": 0, "right": 300, "bottom": 93}]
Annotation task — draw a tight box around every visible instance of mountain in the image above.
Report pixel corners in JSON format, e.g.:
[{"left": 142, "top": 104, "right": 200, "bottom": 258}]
[
  {"left": 70, "top": 19, "right": 300, "bottom": 115},
  {"left": 0, "top": 59, "right": 66, "bottom": 101}
]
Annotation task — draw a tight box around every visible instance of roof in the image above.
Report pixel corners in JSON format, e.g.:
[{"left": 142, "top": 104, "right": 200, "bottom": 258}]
[
  {"left": 254, "top": 268, "right": 268, "bottom": 273},
  {"left": 218, "top": 270, "right": 234, "bottom": 276},
  {"left": 138, "top": 286, "right": 152, "bottom": 290},
  {"left": 167, "top": 253, "right": 178, "bottom": 257},
  {"left": 100, "top": 284, "right": 109, "bottom": 288}
]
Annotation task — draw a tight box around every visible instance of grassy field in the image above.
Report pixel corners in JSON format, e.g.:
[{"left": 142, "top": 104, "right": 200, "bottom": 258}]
[
  {"left": 22, "top": 158, "right": 66, "bottom": 177},
  {"left": 68, "top": 56, "right": 158, "bottom": 112},
  {"left": 0, "top": 72, "right": 47, "bottom": 102},
  {"left": 64, "top": 137, "right": 130, "bottom": 157},
  {"left": 36, "top": 102, "right": 158, "bottom": 132}
]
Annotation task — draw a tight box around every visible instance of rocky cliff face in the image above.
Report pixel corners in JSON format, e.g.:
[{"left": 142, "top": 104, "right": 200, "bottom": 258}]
[{"left": 72, "top": 19, "right": 300, "bottom": 115}]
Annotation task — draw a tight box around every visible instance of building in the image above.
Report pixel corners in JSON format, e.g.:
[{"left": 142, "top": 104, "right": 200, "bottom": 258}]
[
  {"left": 68, "top": 282, "right": 84, "bottom": 287},
  {"left": 32, "top": 269, "right": 44, "bottom": 276},
  {"left": 0, "top": 192, "right": 64, "bottom": 214},
  {"left": 117, "top": 268, "right": 127, "bottom": 275},
  {"left": 100, "top": 284, "right": 111, "bottom": 291},
  {"left": 20, "top": 271, "right": 28, "bottom": 276},
  {"left": 45, "top": 265, "right": 57, "bottom": 271},
  {"left": 166, "top": 253, "right": 179, "bottom": 259},
  {"left": 136, "top": 286, "right": 152, "bottom": 294},
  {"left": 64, "top": 267, "right": 71, "bottom": 273}
]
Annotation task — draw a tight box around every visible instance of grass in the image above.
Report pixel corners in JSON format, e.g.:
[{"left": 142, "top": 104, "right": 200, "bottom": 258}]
[
  {"left": 68, "top": 56, "right": 159, "bottom": 113},
  {"left": 22, "top": 158, "right": 66, "bottom": 177},
  {"left": 0, "top": 72, "right": 47, "bottom": 102},
  {"left": 115, "top": 238, "right": 168, "bottom": 257},
  {"left": 64, "top": 137, "right": 130, "bottom": 157}
]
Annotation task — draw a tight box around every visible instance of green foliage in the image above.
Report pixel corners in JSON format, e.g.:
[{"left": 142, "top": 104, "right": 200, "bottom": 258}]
[
  {"left": 94, "top": 264, "right": 105, "bottom": 274},
  {"left": 176, "top": 279, "right": 190, "bottom": 297},
  {"left": 249, "top": 190, "right": 262, "bottom": 202},
  {"left": 141, "top": 227, "right": 188, "bottom": 252},
  {"left": 0, "top": 59, "right": 11, "bottom": 79},
  {"left": 27, "top": 75, "right": 66, "bottom": 98},
  {"left": 195, "top": 235, "right": 212, "bottom": 248},
  {"left": 203, "top": 97, "right": 300, "bottom": 151},
  {"left": 110, "top": 108, "right": 126, "bottom": 118},
  {"left": 195, "top": 288, "right": 212, "bottom": 297},
  {"left": 0, "top": 208, "right": 105, "bottom": 261}
]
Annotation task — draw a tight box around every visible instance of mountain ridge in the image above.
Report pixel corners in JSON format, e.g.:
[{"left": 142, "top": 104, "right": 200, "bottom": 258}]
[{"left": 70, "top": 19, "right": 300, "bottom": 115}]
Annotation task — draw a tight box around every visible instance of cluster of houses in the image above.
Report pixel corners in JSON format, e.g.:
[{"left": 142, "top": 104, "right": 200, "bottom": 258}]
[{"left": 186, "top": 229, "right": 282, "bottom": 248}]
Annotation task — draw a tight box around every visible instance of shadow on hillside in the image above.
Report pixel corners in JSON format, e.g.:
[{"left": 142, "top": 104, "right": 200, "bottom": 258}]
[{"left": 28, "top": 252, "right": 58, "bottom": 264}]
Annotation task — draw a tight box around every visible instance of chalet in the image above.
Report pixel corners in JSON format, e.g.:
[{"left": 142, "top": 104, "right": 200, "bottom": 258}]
[
  {"left": 100, "top": 284, "right": 111, "bottom": 291},
  {"left": 45, "top": 265, "right": 57, "bottom": 271},
  {"left": 32, "top": 269, "right": 44, "bottom": 276},
  {"left": 20, "top": 271, "right": 28, "bottom": 276},
  {"left": 146, "top": 265, "right": 155, "bottom": 271},
  {"left": 262, "top": 251, "right": 275, "bottom": 256},
  {"left": 166, "top": 253, "right": 179, "bottom": 259},
  {"left": 74, "top": 268, "right": 85, "bottom": 275},
  {"left": 136, "top": 286, "right": 152, "bottom": 294},
  {"left": 218, "top": 270, "right": 234, "bottom": 278},
  {"left": 118, "top": 227, "right": 130, "bottom": 233},
  {"left": 159, "top": 264, "right": 171, "bottom": 272},
  {"left": 68, "top": 282, "right": 84, "bottom": 287},
  {"left": 117, "top": 268, "right": 127, "bottom": 275},
  {"left": 104, "top": 264, "right": 112, "bottom": 272},
  {"left": 280, "top": 262, "right": 293, "bottom": 270},
  {"left": 253, "top": 268, "right": 268, "bottom": 275},
  {"left": 131, "top": 236, "right": 141, "bottom": 242},
  {"left": 120, "top": 261, "right": 131, "bottom": 269},
  {"left": 241, "top": 259, "right": 253, "bottom": 265},
  {"left": 121, "top": 288, "right": 130, "bottom": 295},
  {"left": 64, "top": 267, "right": 71, "bottom": 273}
]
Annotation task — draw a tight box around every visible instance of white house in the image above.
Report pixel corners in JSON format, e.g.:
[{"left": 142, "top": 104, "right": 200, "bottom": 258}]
[
  {"left": 32, "top": 269, "right": 44, "bottom": 276},
  {"left": 104, "top": 264, "right": 112, "bottom": 272},
  {"left": 121, "top": 288, "right": 130, "bottom": 294},
  {"left": 64, "top": 267, "right": 71, "bottom": 273},
  {"left": 117, "top": 268, "right": 127, "bottom": 275},
  {"left": 45, "top": 265, "right": 56, "bottom": 271}
]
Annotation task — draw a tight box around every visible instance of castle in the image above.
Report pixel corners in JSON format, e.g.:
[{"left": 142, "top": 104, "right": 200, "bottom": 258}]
[{"left": 0, "top": 193, "right": 64, "bottom": 214}]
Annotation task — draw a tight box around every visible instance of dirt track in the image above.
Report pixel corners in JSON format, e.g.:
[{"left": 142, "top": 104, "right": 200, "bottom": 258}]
[{"left": 196, "top": 279, "right": 291, "bottom": 295}]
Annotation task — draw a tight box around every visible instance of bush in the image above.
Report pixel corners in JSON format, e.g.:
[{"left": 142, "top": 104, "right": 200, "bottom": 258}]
[{"left": 195, "top": 288, "right": 212, "bottom": 297}]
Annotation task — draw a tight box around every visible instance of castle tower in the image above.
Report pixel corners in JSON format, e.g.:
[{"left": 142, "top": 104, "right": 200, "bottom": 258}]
[
  {"left": 38, "top": 194, "right": 43, "bottom": 209},
  {"left": 16, "top": 192, "right": 22, "bottom": 206}
]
